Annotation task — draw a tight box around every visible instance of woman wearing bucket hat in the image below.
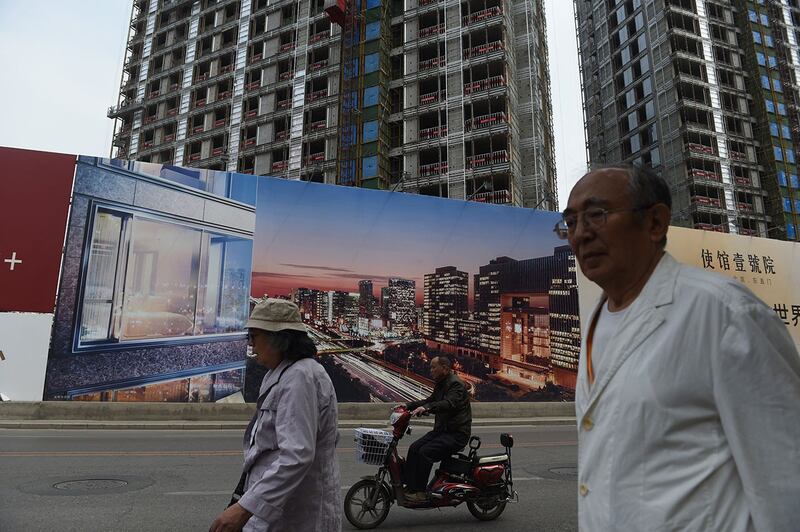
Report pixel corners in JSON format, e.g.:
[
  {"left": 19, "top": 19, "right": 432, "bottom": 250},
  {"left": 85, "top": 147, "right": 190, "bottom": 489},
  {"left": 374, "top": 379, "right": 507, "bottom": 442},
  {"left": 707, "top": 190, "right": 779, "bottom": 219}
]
[{"left": 210, "top": 298, "right": 342, "bottom": 532}]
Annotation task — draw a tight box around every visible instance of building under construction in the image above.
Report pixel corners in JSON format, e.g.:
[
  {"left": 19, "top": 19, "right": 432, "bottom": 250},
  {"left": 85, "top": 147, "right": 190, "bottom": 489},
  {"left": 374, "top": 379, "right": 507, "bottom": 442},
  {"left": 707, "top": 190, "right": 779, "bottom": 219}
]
[
  {"left": 575, "top": 0, "right": 800, "bottom": 240},
  {"left": 109, "top": 0, "right": 556, "bottom": 208}
]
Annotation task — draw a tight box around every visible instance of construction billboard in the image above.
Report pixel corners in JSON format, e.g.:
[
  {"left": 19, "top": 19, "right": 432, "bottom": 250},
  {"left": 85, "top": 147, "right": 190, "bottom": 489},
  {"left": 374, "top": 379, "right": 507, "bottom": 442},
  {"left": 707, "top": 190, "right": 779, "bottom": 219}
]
[{"left": 2, "top": 147, "right": 799, "bottom": 402}]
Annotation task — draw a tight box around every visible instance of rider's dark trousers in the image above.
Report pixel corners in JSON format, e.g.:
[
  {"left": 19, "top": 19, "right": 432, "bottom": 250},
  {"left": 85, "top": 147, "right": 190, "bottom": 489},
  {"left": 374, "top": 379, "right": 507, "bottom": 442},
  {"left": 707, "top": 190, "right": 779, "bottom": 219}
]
[{"left": 405, "top": 430, "right": 469, "bottom": 491}]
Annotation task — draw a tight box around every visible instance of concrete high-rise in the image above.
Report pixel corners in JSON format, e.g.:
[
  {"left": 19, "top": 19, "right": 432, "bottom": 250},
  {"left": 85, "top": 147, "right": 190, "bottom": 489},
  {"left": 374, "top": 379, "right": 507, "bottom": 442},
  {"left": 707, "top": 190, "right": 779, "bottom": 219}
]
[
  {"left": 423, "top": 266, "right": 469, "bottom": 344},
  {"left": 109, "top": 0, "right": 557, "bottom": 208},
  {"left": 575, "top": 0, "right": 800, "bottom": 240}
]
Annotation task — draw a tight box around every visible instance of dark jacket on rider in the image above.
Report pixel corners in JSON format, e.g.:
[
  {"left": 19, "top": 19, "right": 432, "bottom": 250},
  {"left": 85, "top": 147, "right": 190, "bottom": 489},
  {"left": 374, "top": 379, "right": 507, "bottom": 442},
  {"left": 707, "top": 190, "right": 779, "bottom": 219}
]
[{"left": 407, "top": 372, "right": 471, "bottom": 438}]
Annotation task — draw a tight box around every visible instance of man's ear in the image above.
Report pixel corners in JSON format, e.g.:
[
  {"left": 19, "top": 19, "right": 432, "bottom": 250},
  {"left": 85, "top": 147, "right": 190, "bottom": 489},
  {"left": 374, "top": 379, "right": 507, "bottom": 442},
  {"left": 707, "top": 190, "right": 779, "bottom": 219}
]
[{"left": 649, "top": 204, "right": 671, "bottom": 244}]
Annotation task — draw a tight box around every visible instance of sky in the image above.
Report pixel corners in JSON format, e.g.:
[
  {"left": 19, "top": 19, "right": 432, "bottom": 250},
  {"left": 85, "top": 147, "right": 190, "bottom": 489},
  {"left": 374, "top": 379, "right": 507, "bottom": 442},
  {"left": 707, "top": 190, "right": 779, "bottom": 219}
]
[
  {"left": 0, "top": 0, "right": 587, "bottom": 209},
  {"left": 251, "top": 177, "right": 565, "bottom": 302}
]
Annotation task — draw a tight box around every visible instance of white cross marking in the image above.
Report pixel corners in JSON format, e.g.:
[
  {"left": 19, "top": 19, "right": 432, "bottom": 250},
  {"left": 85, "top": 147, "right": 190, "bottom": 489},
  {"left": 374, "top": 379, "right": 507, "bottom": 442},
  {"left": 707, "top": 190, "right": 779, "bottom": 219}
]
[{"left": 4, "top": 252, "right": 22, "bottom": 271}]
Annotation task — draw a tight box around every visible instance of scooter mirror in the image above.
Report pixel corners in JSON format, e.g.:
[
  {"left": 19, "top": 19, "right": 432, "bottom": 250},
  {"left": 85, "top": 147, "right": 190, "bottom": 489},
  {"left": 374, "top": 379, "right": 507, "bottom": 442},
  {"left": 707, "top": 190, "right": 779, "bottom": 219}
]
[{"left": 500, "top": 433, "right": 514, "bottom": 448}]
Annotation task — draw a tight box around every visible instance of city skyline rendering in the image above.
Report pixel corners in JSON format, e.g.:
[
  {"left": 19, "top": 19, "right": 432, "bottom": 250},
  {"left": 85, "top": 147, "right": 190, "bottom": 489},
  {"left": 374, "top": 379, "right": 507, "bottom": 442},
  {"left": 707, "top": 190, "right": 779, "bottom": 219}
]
[{"left": 251, "top": 177, "right": 566, "bottom": 305}]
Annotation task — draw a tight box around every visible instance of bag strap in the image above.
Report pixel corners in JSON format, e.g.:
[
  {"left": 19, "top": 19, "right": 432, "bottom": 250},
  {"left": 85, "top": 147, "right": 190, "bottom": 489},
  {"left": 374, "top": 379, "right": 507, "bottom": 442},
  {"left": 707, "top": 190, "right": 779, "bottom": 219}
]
[{"left": 231, "top": 360, "right": 298, "bottom": 506}]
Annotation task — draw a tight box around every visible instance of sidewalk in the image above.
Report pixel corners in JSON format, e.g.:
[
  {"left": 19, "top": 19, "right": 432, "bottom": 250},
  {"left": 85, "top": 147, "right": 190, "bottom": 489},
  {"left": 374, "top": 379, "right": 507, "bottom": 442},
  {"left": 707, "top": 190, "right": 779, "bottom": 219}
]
[
  {"left": 0, "top": 401, "right": 576, "bottom": 430},
  {"left": 0, "top": 417, "right": 576, "bottom": 430}
]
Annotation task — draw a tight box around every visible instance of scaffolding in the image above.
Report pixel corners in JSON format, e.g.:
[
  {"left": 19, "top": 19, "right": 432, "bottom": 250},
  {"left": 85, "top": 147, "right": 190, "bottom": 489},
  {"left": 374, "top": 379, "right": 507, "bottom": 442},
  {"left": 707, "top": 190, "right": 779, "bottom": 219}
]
[{"left": 335, "top": 0, "right": 392, "bottom": 189}]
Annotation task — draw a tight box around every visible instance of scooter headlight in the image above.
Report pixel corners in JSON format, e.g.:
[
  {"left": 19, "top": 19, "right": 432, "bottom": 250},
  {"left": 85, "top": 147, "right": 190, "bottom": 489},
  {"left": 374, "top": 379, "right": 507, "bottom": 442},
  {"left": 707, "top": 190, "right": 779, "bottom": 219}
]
[{"left": 390, "top": 411, "right": 403, "bottom": 426}]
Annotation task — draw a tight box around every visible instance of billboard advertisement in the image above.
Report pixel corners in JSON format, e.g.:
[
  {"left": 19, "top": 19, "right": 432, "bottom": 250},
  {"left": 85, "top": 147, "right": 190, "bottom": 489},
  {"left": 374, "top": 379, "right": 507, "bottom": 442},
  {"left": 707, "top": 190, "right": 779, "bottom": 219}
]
[
  {"left": 6, "top": 147, "right": 798, "bottom": 403},
  {"left": 249, "top": 177, "right": 581, "bottom": 402}
]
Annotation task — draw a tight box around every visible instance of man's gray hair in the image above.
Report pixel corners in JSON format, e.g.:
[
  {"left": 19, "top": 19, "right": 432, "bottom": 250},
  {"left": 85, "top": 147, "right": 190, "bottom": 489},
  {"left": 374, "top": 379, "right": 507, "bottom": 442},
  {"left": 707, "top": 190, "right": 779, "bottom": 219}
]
[
  {"left": 590, "top": 163, "right": 672, "bottom": 211},
  {"left": 590, "top": 163, "right": 672, "bottom": 246}
]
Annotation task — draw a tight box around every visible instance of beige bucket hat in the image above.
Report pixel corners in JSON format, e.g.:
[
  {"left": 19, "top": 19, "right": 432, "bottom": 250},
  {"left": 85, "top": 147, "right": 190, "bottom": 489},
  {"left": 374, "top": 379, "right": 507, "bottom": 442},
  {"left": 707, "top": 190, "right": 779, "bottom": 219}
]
[{"left": 246, "top": 298, "right": 307, "bottom": 332}]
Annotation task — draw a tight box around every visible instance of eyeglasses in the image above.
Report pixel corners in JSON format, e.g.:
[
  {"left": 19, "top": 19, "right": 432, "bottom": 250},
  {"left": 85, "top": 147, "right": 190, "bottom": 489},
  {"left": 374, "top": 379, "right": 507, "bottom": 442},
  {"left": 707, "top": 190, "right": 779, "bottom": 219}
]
[{"left": 553, "top": 205, "right": 654, "bottom": 240}]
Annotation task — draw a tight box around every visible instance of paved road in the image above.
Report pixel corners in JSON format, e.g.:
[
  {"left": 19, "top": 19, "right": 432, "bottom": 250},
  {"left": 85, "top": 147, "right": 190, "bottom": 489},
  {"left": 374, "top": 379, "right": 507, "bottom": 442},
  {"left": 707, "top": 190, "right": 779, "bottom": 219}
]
[{"left": 0, "top": 424, "right": 577, "bottom": 531}]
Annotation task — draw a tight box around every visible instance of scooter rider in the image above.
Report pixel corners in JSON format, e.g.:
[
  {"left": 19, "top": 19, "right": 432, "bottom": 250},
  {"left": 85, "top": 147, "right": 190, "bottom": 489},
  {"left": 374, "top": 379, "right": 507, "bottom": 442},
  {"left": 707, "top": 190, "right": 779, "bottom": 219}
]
[{"left": 404, "top": 356, "right": 472, "bottom": 502}]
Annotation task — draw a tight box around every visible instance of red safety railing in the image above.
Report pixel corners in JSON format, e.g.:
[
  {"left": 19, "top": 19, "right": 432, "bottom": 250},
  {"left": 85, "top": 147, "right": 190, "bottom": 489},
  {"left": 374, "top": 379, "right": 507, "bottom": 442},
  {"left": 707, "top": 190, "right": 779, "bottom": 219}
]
[
  {"left": 466, "top": 149, "right": 508, "bottom": 168},
  {"left": 471, "top": 190, "right": 511, "bottom": 204},
  {"left": 688, "top": 142, "right": 715, "bottom": 155},
  {"left": 419, "top": 23, "right": 445, "bottom": 38},
  {"left": 462, "top": 6, "right": 502, "bottom": 25},
  {"left": 419, "top": 124, "right": 447, "bottom": 139},
  {"left": 306, "top": 89, "right": 328, "bottom": 102},
  {"left": 463, "top": 75, "right": 505, "bottom": 94},
  {"left": 691, "top": 195, "right": 722, "bottom": 208},
  {"left": 419, "top": 56, "right": 445, "bottom": 70},
  {"left": 419, "top": 91, "right": 443, "bottom": 105},
  {"left": 419, "top": 161, "right": 448, "bottom": 176},
  {"left": 465, "top": 111, "right": 507, "bottom": 131},
  {"left": 463, "top": 40, "right": 503, "bottom": 59},
  {"left": 309, "top": 30, "right": 330, "bottom": 43}
]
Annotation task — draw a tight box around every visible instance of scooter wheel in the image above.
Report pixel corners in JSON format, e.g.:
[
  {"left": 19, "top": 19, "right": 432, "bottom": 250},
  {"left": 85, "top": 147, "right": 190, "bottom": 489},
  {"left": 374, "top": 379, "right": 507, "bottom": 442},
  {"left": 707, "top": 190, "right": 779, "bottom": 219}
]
[
  {"left": 467, "top": 497, "right": 507, "bottom": 521},
  {"left": 344, "top": 479, "right": 392, "bottom": 529}
]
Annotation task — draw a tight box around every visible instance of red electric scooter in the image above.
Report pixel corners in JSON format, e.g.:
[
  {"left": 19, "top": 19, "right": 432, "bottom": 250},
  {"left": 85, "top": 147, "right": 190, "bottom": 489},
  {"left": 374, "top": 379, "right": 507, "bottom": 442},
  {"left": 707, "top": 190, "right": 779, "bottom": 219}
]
[{"left": 344, "top": 405, "right": 517, "bottom": 529}]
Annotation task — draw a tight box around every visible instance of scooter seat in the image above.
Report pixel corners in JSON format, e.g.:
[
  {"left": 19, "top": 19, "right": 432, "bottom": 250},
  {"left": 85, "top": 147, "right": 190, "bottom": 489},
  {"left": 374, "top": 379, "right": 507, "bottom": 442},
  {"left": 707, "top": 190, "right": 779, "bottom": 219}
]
[{"left": 475, "top": 454, "right": 508, "bottom": 464}]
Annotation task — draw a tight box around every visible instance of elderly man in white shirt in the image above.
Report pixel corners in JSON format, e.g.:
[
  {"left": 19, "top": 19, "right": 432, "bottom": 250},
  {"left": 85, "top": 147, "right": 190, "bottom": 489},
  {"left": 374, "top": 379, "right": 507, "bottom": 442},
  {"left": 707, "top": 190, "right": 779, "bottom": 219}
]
[{"left": 555, "top": 165, "right": 800, "bottom": 532}]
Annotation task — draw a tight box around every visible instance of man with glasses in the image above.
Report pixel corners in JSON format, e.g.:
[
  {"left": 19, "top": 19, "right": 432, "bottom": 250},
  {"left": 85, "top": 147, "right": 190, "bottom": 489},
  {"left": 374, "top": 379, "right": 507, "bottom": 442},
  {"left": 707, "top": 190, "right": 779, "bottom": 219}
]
[{"left": 559, "top": 165, "right": 800, "bottom": 531}]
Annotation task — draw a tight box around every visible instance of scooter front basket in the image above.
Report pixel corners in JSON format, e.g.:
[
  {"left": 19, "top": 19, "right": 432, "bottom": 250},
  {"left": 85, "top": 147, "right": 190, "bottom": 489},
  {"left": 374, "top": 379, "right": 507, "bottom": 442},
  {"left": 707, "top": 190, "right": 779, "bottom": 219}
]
[{"left": 354, "top": 428, "right": 393, "bottom": 465}]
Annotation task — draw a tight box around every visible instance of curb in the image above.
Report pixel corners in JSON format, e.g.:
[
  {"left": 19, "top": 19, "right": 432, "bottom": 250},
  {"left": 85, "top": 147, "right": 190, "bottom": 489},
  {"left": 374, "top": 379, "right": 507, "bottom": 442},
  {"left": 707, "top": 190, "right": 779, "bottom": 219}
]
[{"left": 0, "top": 417, "right": 576, "bottom": 430}]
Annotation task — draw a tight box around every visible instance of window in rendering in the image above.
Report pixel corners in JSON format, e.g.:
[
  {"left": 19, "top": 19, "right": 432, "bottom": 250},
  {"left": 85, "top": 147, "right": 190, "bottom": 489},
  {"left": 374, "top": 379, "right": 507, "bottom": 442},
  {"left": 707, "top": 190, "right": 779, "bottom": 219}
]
[{"left": 78, "top": 207, "right": 252, "bottom": 348}]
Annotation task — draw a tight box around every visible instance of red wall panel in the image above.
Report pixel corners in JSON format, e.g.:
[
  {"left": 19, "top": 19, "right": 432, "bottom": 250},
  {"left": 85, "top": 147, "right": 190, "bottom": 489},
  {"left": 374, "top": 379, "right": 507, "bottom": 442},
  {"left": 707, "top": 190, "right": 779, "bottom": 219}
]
[{"left": 0, "top": 147, "right": 76, "bottom": 313}]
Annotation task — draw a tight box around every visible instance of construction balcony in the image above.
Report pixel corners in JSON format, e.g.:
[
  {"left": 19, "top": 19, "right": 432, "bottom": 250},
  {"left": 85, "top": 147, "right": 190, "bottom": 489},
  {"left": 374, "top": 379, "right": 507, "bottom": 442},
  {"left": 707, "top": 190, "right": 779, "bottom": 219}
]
[
  {"left": 306, "top": 89, "right": 329, "bottom": 103},
  {"left": 687, "top": 142, "right": 716, "bottom": 157},
  {"left": 419, "top": 56, "right": 446, "bottom": 71},
  {"left": 419, "top": 124, "right": 447, "bottom": 140},
  {"left": 729, "top": 149, "right": 750, "bottom": 163},
  {"left": 419, "top": 23, "right": 445, "bottom": 39},
  {"left": 464, "top": 111, "right": 507, "bottom": 132},
  {"left": 463, "top": 40, "right": 503, "bottom": 60},
  {"left": 463, "top": 75, "right": 505, "bottom": 95},
  {"left": 471, "top": 189, "right": 511, "bottom": 205},
  {"left": 309, "top": 30, "right": 330, "bottom": 44},
  {"left": 304, "top": 120, "right": 328, "bottom": 134},
  {"left": 308, "top": 59, "right": 329, "bottom": 72},
  {"left": 419, "top": 161, "right": 448, "bottom": 176},
  {"left": 465, "top": 149, "right": 508, "bottom": 170},
  {"left": 462, "top": 5, "right": 502, "bottom": 27},
  {"left": 693, "top": 222, "right": 728, "bottom": 233},
  {"left": 304, "top": 152, "right": 326, "bottom": 165},
  {"left": 687, "top": 168, "right": 722, "bottom": 183},
  {"left": 419, "top": 90, "right": 444, "bottom": 107},
  {"left": 141, "top": 108, "right": 180, "bottom": 127},
  {"left": 690, "top": 195, "right": 724, "bottom": 210}
]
